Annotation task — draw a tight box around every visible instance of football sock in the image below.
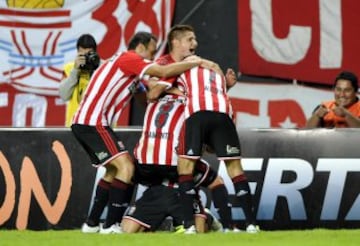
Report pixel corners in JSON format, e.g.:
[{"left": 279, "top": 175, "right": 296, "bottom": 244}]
[
  {"left": 103, "top": 179, "right": 129, "bottom": 228},
  {"left": 86, "top": 179, "right": 110, "bottom": 226},
  {"left": 179, "top": 174, "right": 196, "bottom": 228},
  {"left": 211, "top": 184, "right": 232, "bottom": 229},
  {"left": 232, "top": 174, "right": 256, "bottom": 225}
]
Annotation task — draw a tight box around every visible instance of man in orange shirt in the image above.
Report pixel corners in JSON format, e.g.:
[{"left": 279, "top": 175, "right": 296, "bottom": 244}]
[{"left": 306, "top": 71, "right": 360, "bottom": 128}]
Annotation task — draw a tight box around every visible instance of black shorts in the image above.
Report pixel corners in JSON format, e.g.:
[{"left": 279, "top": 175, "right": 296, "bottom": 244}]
[
  {"left": 134, "top": 159, "right": 217, "bottom": 188},
  {"left": 178, "top": 111, "right": 241, "bottom": 160},
  {"left": 133, "top": 164, "right": 178, "bottom": 186},
  {"left": 123, "top": 185, "right": 183, "bottom": 231},
  {"left": 71, "top": 124, "right": 128, "bottom": 166}
]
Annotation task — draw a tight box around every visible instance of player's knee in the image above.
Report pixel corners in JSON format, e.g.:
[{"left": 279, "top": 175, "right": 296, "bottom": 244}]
[{"left": 208, "top": 176, "right": 224, "bottom": 189}]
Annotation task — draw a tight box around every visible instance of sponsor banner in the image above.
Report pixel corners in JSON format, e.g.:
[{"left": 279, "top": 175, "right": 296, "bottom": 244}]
[
  {"left": 0, "top": 128, "right": 359, "bottom": 230},
  {"left": 228, "top": 81, "right": 333, "bottom": 128},
  {"left": 0, "top": 128, "right": 141, "bottom": 230},
  {"left": 238, "top": 0, "right": 360, "bottom": 85}
]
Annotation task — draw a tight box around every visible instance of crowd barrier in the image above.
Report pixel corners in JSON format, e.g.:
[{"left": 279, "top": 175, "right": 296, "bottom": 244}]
[{"left": 0, "top": 127, "right": 359, "bottom": 230}]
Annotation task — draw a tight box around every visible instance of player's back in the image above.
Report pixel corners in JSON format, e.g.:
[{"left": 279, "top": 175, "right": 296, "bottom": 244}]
[{"left": 178, "top": 66, "right": 232, "bottom": 118}]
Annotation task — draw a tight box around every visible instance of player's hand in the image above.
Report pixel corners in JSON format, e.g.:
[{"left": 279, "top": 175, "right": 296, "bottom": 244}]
[
  {"left": 183, "top": 55, "right": 202, "bottom": 65},
  {"left": 199, "top": 58, "right": 224, "bottom": 76}
]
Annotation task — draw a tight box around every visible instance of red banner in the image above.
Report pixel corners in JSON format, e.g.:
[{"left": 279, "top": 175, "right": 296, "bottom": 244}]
[{"left": 238, "top": 0, "right": 360, "bottom": 85}]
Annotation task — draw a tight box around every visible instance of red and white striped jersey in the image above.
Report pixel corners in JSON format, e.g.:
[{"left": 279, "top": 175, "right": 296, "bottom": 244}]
[
  {"left": 134, "top": 95, "right": 185, "bottom": 166},
  {"left": 72, "top": 51, "right": 154, "bottom": 126},
  {"left": 177, "top": 66, "right": 233, "bottom": 118}
]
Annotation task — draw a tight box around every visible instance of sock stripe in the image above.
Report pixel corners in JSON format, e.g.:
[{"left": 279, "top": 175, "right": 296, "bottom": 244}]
[
  {"left": 179, "top": 174, "right": 193, "bottom": 183},
  {"left": 231, "top": 174, "right": 247, "bottom": 183}
]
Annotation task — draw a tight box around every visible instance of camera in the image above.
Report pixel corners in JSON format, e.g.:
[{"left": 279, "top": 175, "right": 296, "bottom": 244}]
[{"left": 80, "top": 51, "right": 100, "bottom": 71}]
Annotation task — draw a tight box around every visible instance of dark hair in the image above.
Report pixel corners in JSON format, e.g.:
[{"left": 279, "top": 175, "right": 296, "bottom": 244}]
[
  {"left": 127, "top": 32, "right": 157, "bottom": 50},
  {"left": 76, "top": 34, "right": 97, "bottom": 51},
  {"left": 335, "top": 71, "right": 358, "bottom": 92},
  {"left": 167, "top": 24, "right": 194, "bottom": 51}
]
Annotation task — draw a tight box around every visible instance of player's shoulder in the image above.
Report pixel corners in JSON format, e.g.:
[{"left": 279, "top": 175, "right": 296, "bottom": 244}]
[{"left": 156, "top": 54, "right": 173, "bottom": 65}]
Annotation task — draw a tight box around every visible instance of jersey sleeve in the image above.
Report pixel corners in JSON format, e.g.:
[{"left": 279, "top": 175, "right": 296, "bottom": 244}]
[
  {"left": 118, "top": 51, "right": 156, "bottom": 79},
  {"left": 154, "top": 55, "right": 177, "bottom": 88}
]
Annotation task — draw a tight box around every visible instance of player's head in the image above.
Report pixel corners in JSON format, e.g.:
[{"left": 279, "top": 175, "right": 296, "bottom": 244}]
[
  {"left": 128, "top": 31, "right": 158, "bottom": 61},
  {"left": 334, "top": 71, "right": 359, "bottom": 107},
  {"left": 167, "top": 24, "right": 197, "bottom": 59}
]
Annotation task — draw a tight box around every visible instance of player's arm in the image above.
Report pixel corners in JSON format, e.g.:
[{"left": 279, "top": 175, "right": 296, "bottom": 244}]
[
  {"left": 146, "top": 78, "right": 183, "bottom": 101},
  {"left": 198, "top": 58, "right": 224, "bottom": 76},
  {"left": 144, "top": 57, "right": 201, "bottom": 78}
]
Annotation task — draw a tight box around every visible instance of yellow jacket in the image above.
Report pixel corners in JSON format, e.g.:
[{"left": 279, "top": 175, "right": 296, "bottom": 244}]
[{"left": 63, "top": 62, "right": 92, "bottom": 126}]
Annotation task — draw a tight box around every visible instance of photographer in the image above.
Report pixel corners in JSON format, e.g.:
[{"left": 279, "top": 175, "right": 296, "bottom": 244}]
[{"left": 59, "top": 34, "right": 100, "bottom": 126}]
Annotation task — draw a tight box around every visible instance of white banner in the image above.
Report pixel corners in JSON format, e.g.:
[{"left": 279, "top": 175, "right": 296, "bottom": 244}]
[
  {"left": 0, "top": 0, "right": 174, "bottom": 95},
  {"left": 228, "top": 82, "right": 333, "bottom": 128}
]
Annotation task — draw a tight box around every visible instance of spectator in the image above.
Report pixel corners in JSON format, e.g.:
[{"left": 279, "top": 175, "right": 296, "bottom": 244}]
[
  {"left": 305, "top": 71, "right": 360, "bottom": 128},
  {"left": 59, "top": 34, "right": 100, "bottom": 127}
]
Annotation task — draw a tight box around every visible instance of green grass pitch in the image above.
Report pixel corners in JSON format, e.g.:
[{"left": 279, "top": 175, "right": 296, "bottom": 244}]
[{"left": 1, "top": 229, "right": 359, "bottom": 246}]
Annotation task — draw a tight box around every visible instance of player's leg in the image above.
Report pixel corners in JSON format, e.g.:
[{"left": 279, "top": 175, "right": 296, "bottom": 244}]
[
  {"left": 177, "top": 114, "right": 204, "bottom": 232},
  {"left": 207, "top": 176, "right": 233, "bottom": 230},
  {"left": 224, "top": 158, "right": 258, "bottom": 232},
  {"left": 209, "top": 113, "right": 258, "bottom": 233},
  {"left": 195, "top": 159, "right": 233, "bottom": 231},
  {"left": 71, "top": 124, "right": 135, "bottom": 233},
  {"left": 121, "top": 214, "right": 146, "bottom": 233},
  {"left": 101, "top": 153, "right": 135, "bottom": 232},
  {"left": 82, "top": 165, "right": 115, "bottom": 233},
  {"left": 122, "top": 185, "right": 171, "bottom": 233}
]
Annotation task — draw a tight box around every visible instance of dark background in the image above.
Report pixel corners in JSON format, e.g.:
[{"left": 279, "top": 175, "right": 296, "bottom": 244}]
[
  {"left": 172, "top": 0, "right": 239, "bottom": 72},
  {"left": 130, "top": 0, "right": 239, "bottom": 124}
]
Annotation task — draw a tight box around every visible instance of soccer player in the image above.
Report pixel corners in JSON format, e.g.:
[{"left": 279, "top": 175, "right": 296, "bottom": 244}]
[
  {"left": 121, "top": 158, "right": 224, "bottom": 233},
  {"left": 133, "top": 25, "right": 238, "bottom": 233},
  {"left": 133, "top": 93, "right": 233, "bottom": 233},
  {"left": 175, "top": 65, "right": 259, "bottom": 233},
  {"left": 71, "top": 31, "right": 205, "bottom": 234}
]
